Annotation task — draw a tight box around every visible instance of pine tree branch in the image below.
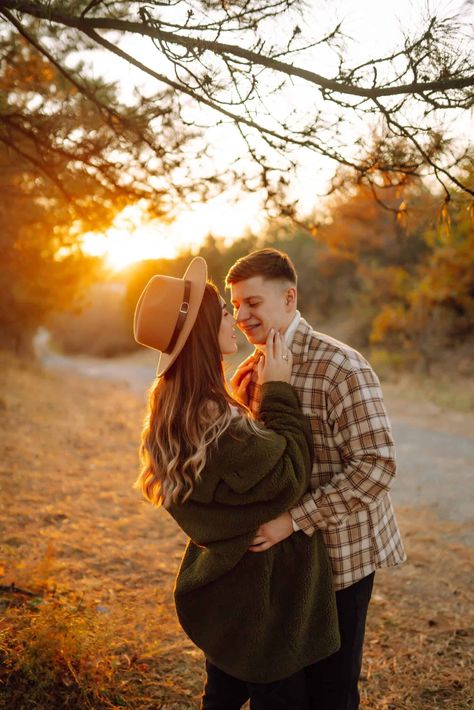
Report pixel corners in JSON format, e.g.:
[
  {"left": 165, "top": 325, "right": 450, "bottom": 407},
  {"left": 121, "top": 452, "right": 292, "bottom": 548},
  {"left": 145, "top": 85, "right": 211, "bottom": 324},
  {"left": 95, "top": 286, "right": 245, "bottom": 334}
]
[
  {"left": 84, "top": 25, "right": 363, "bottom": 173},
  {"left": 1, "top": 0, "right": 473, "bottom": 98}
]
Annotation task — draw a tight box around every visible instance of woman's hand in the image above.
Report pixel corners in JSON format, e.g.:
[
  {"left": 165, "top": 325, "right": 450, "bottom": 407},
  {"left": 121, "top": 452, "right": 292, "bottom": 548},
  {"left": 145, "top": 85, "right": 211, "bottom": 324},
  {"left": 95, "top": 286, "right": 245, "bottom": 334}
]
[
  {"left": 257, "top": 330, "right": 293, "bottom": 385},
  {"left": 230, "top": 354, "right": 257, "bottom": 406}
]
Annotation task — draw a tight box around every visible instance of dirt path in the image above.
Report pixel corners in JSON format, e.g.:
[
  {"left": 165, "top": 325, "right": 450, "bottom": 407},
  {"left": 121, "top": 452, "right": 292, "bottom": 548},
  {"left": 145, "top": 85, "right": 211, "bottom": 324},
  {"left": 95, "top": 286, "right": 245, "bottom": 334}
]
[{"left": 41, "top": 348, "right": 474, "bottom": 544}]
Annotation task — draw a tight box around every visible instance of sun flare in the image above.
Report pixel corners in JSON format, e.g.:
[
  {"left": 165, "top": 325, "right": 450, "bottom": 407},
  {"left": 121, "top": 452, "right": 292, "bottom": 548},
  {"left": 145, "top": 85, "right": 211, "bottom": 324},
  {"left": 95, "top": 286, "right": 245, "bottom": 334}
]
[
  {"left": 81, "top": 197, "right": 264, "bottom": 271},
  {"left": 80, "top": 205, "right": 182, "bottom": 271},
  {"left": 81, "top": 230, "right": 175, "bottom": 271}
]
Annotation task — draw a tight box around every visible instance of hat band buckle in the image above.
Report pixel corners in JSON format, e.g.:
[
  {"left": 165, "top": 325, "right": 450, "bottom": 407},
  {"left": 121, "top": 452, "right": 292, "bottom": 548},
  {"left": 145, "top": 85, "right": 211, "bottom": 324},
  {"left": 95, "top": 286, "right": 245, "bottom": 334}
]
[{"left": 164, "top": 279, "right": 192, "bottom": 354}]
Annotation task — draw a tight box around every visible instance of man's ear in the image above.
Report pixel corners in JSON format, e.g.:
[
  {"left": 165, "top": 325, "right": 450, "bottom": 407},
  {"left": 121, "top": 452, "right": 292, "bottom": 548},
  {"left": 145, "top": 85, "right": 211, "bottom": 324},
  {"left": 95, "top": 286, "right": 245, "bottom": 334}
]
[{"left": 285, "top": 287, "right": 297, "bottom": 308}]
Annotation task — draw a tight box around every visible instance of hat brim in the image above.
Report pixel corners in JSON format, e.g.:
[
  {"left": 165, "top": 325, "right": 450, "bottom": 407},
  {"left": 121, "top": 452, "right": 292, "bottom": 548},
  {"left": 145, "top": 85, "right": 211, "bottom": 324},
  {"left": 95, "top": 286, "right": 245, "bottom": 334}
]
[{"left": 155, "top": 256, "right": 208, "bottom": 377}]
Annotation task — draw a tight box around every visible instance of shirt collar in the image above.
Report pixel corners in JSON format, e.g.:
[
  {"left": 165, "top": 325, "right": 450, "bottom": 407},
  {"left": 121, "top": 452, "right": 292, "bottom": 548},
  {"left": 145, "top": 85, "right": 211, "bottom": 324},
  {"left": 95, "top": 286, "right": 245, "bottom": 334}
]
[{"left": 284, "top": 310, "right": 301, "bottom": 346}]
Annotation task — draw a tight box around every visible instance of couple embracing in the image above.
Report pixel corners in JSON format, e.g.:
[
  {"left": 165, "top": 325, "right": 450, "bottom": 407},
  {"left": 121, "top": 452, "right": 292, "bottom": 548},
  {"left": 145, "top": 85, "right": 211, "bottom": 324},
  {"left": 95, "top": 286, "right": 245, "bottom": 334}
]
[{"left": 133, "top": 248, "right": 406, "bottom": 710}]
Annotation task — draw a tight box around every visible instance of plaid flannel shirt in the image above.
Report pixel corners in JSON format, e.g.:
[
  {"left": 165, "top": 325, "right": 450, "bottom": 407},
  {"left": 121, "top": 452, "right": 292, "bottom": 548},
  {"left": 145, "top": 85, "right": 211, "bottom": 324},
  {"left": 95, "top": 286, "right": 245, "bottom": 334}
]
[{"left": 247, "top": 317, "right": 406, "bottom": 590}]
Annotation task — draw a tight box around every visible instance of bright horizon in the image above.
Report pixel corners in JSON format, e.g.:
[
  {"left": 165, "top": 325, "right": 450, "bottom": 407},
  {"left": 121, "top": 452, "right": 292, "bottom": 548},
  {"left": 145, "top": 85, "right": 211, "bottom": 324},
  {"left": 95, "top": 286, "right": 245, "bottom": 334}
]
[{"left": 81, "top": 194, "right": 266, "bottom": 270}]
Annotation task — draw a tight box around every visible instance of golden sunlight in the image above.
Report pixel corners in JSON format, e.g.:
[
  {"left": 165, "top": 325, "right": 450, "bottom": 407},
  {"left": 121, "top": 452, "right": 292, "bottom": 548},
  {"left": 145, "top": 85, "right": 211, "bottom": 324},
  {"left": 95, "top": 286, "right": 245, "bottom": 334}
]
[
  {"left": 81, "top": 205, "right": 180, "bottom": 270},
  {"left": 81, "top": 196, "right": 264, "bottom": 270},
  {"left": 81, "top": 229, "right": 174, "bottom": 271}
]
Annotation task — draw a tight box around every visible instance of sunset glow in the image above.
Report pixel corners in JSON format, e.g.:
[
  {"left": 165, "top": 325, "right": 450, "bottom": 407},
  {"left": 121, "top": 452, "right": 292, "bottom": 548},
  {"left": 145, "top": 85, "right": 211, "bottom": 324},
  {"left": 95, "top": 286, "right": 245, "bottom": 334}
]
[{"left": 81, "top": 196, "right": 264, "bottom": 270}]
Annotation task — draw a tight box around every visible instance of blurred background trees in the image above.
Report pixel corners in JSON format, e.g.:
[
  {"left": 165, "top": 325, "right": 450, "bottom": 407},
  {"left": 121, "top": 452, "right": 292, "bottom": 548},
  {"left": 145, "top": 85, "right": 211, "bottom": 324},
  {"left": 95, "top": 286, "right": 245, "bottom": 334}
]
[
  {"left": 0, "top": 1, "right": 472, "bottom": 366},
  {"left": 0, "top": 21, "right": 203, "bottom": 352}
]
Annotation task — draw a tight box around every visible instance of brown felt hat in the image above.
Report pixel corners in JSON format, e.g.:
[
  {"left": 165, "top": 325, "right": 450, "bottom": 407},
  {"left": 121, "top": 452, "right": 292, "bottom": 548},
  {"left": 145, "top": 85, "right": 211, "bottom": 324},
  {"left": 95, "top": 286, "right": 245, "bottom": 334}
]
[{"left": 133, "top": 256, "right": 208, "bottom": 376}]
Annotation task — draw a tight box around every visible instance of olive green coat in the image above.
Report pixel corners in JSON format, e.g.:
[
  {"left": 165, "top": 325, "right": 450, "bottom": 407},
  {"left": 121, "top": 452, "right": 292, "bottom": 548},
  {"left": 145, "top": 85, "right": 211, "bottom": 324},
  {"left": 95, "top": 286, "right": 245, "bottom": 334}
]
[{"left": 167, "top": 382, "right": 340, "bottom": 683}]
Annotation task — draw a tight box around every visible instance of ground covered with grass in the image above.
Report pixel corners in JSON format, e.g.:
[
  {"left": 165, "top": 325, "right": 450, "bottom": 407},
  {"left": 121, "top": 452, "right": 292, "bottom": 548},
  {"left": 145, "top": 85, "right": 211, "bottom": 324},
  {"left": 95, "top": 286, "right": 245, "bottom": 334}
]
[{"left": 0, "top": 352, "right": 472, "bottom": 709}]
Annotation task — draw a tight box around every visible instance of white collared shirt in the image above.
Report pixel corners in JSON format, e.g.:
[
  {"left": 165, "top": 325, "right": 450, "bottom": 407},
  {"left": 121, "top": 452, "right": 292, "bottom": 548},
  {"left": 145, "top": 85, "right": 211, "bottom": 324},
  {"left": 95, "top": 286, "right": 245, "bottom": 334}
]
[{"left": 283, "top": 310, "right": 301, "bottom": 346}]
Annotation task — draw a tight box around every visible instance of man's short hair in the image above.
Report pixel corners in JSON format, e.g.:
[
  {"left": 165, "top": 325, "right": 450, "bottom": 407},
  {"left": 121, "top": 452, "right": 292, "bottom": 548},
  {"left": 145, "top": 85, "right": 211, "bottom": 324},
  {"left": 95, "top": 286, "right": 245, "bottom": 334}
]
[{"left": 225, "top": 248, "right": 297, "bottom": 287}]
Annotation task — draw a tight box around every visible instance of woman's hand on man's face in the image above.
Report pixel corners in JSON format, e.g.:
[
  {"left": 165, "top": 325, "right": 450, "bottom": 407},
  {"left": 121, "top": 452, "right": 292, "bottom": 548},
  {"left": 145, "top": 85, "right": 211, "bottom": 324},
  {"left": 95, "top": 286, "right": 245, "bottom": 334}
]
[{"left": 257, "top": 330, "right": 292, "bottom": 385}]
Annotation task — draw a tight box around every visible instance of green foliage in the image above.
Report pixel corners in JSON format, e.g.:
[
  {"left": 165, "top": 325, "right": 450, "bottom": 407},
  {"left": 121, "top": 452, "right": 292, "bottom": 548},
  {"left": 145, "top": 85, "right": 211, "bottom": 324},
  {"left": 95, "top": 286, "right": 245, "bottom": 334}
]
[{"left": 2, "top": 0, "right": 472, "bottom": 206}]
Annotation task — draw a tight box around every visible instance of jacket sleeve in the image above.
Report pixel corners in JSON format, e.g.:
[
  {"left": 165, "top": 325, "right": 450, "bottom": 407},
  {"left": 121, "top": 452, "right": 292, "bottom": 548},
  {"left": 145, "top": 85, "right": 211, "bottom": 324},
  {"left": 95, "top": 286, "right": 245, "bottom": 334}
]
[
  {"left": 290, "top": 366, "right": 397, "bottom": 534},
  {"left": 216, "top": 381, "right": 313, "bottom": 504},
  {"left": 167, "top": 382, "right": 314, "bottom": 546}
]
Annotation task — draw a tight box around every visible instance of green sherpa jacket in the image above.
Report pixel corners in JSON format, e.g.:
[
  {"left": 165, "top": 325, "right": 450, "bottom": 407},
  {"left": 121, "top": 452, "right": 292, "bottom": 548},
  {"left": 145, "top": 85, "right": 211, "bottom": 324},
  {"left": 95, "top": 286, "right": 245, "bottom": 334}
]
[{"left": 167, "top": 381, "right": 340, "bottom": 683}]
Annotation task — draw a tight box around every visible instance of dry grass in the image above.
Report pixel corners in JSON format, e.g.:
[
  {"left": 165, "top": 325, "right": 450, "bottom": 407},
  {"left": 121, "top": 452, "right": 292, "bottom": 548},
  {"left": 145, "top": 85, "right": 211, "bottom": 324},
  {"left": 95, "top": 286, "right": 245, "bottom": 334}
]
[
  {"left": 361, "top": 509, "right": 473, "bottom": 709},
  {"left": 1, "top": 351, "right": 472, "bottom": 709}
]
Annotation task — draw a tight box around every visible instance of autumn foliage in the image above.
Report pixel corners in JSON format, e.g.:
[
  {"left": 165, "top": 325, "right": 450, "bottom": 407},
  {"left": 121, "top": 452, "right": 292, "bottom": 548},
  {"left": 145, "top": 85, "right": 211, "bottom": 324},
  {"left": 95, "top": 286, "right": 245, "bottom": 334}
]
[{"left": 293, "top": 173, "right": 473, "bottom": 372}]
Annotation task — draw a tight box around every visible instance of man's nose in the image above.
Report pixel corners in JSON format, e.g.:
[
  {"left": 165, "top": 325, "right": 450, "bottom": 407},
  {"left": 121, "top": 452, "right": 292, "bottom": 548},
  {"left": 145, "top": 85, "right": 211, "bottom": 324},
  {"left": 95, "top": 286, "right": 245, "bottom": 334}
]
[{"left": 234, "top": 306, "right": 246, "bottom": 321}]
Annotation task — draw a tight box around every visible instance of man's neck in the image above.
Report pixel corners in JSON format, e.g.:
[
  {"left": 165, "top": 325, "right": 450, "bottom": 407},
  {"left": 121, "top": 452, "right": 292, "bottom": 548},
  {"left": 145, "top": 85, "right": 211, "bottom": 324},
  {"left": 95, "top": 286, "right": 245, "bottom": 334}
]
[{"left": 282, "top": 310, "right": 299, "bottom": 337}]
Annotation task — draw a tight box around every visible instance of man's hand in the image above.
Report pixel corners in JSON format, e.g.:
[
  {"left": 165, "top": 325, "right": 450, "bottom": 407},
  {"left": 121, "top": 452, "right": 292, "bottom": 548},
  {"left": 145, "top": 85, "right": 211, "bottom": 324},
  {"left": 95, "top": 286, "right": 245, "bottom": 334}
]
[
  {"left": 230, "top": 353, "right": 258, "bottom": 406},
  {"left": 249, "top": 512, "right": 294, "bottom": 552}
]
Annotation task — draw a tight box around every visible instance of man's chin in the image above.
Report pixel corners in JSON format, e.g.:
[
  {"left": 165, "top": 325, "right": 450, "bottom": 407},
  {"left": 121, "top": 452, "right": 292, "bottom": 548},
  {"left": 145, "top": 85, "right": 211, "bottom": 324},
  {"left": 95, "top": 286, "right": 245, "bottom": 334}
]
[{"left": 242, "top": 329, "right": 264, "bottom": 345}]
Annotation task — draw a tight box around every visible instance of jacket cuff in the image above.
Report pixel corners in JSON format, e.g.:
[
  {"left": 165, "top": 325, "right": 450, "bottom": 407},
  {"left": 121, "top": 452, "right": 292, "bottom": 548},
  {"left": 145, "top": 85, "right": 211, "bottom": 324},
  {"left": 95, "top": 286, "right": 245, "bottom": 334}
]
[
  {"left": 260, "top": 381, "right": 299, "bottom": 405},
  {"left": 290, "top": 494, "right": 328, "bottom": 536}
]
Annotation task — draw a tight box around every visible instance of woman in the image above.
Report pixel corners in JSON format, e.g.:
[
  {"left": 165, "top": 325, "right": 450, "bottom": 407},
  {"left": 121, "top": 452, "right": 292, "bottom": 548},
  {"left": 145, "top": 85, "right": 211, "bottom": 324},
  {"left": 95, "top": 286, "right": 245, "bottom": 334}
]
[{"left": 133, "top": 257, "right": 339, "bottom": 710}]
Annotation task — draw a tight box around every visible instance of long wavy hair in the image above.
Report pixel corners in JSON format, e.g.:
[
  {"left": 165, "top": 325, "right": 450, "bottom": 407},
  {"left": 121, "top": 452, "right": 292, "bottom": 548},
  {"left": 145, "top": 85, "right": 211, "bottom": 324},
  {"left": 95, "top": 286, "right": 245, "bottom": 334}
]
[{"left": 135, "top": 282, "right": 262, "bottom": 507}]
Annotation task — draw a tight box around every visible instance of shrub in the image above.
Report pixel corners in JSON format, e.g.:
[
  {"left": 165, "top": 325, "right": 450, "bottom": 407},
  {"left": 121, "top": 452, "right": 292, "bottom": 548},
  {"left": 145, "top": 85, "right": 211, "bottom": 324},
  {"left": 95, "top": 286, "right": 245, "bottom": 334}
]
[{"left": 0, "top": 592, "right": 119, "bottom": 709}]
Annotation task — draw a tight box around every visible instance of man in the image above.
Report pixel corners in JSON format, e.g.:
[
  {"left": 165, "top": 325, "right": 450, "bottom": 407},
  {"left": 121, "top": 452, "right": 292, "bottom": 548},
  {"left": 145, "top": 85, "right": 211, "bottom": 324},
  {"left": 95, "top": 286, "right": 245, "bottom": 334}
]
[{"left": 227, "top": 248, "right": 406, "bottom": 710}]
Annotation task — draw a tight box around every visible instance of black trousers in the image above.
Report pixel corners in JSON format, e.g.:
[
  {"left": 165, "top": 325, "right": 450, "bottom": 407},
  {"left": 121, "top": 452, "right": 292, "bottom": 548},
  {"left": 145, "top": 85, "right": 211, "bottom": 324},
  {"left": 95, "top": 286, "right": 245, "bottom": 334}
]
[
  {"left": 305, "top": 572, "right": 375, "bottom": 710},
  {"left": 201, "top": 661, "right": 310, "bottom": 710},
  {"left": 201, "top": 572, "right": 375, "bottom": 710}
]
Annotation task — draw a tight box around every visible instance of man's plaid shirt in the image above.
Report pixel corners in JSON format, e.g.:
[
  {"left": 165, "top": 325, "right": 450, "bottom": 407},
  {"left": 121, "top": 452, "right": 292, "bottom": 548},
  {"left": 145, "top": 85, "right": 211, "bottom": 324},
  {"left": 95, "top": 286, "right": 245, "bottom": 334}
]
[{"left": 247, "top": 317, "right": 406, "bottom": 590}]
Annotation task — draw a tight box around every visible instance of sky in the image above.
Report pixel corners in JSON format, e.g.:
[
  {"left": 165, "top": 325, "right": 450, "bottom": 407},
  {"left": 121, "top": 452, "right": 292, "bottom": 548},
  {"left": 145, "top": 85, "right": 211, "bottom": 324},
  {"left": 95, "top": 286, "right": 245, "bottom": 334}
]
[{"left": 79, "top": 0, "right": 473, "bottom": 269}]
